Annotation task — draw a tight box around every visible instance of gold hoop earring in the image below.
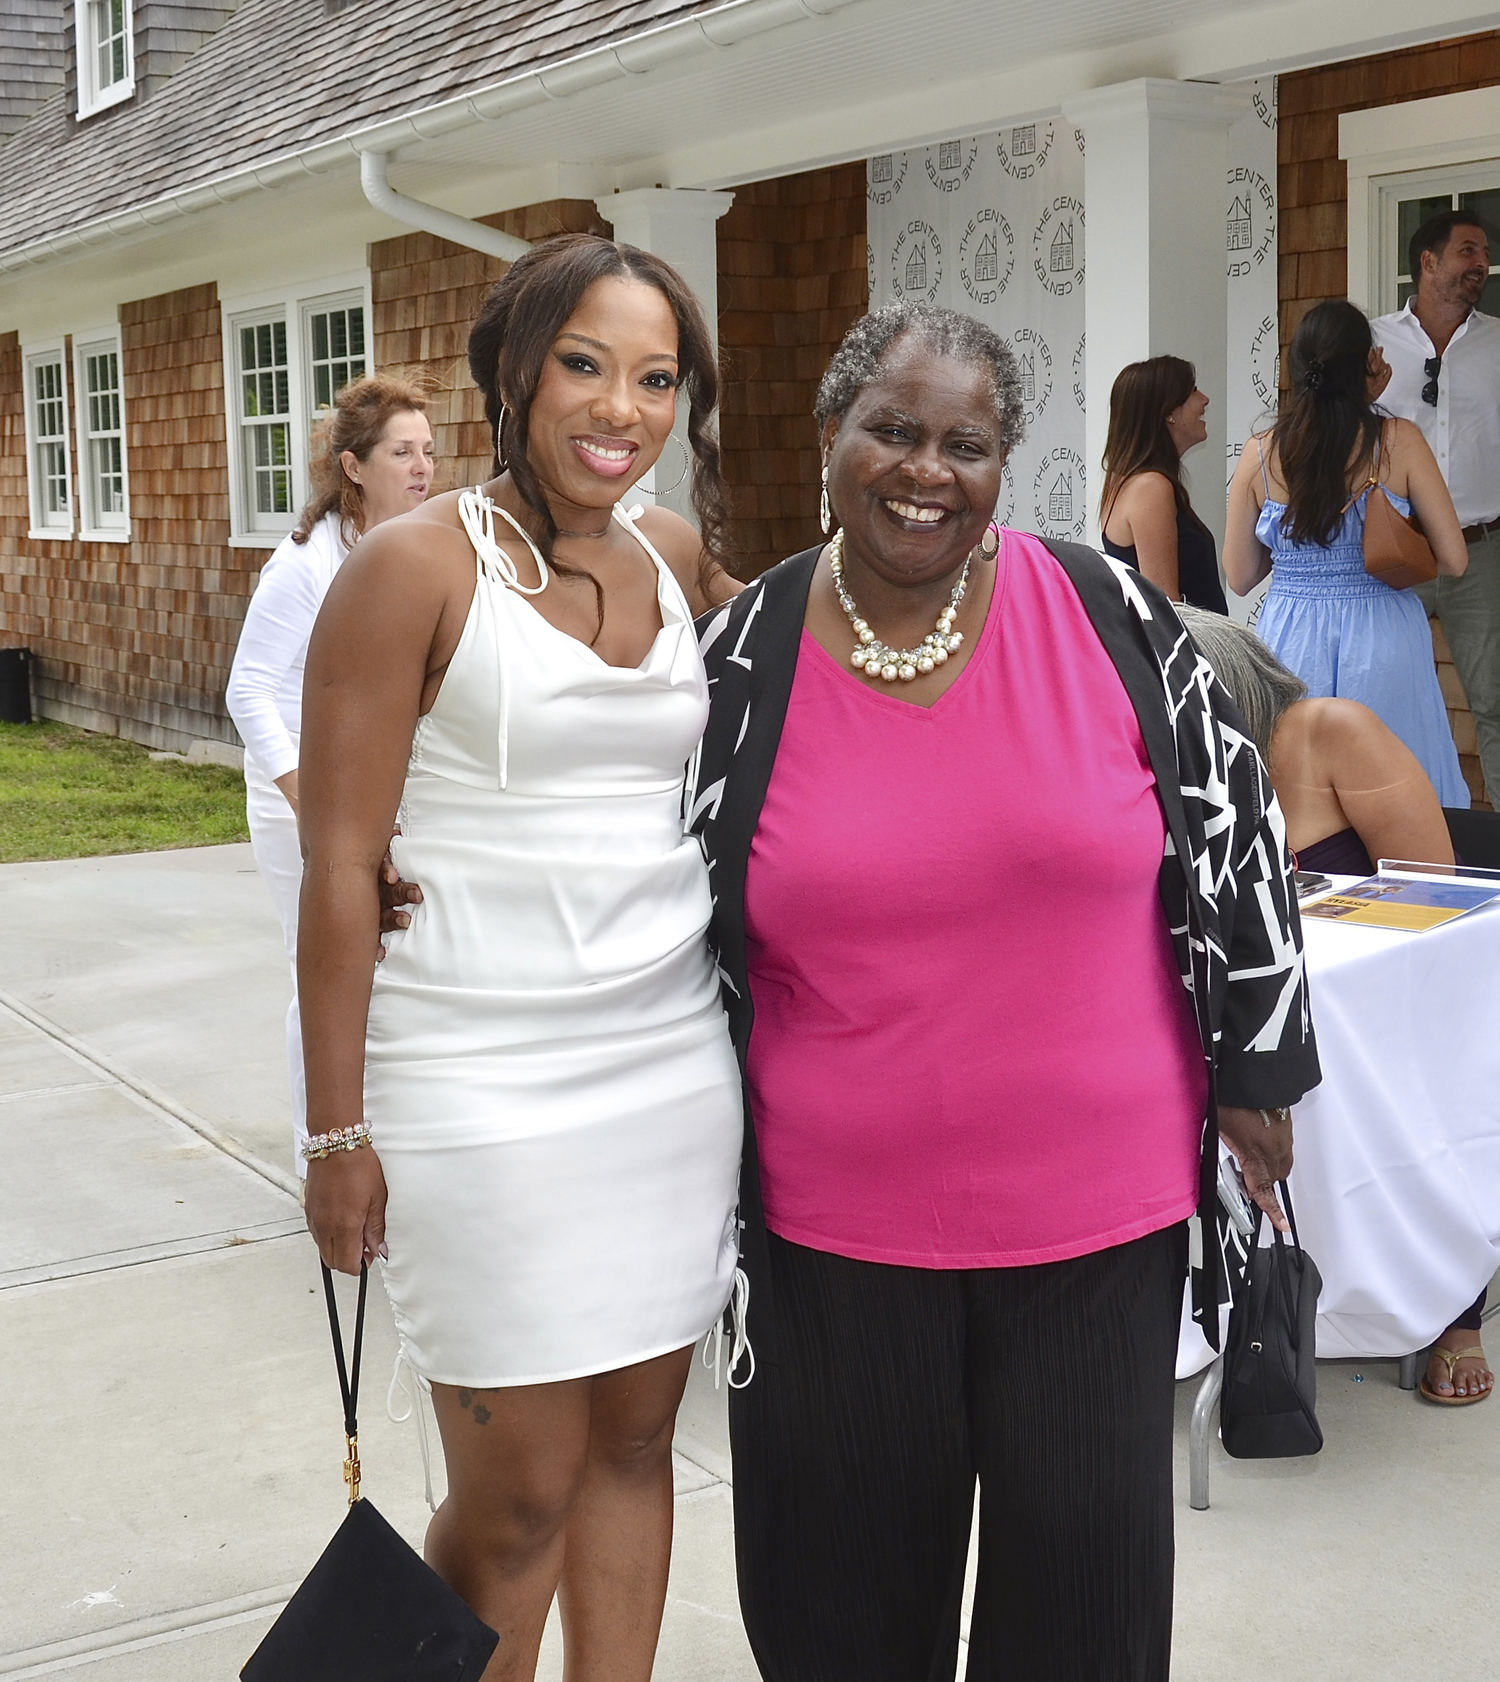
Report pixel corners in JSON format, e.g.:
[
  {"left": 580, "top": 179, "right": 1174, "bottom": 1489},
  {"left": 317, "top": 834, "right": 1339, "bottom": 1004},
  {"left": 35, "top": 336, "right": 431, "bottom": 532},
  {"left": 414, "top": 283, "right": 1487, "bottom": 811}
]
[
  {"left": 819, "top": 463, "right": 833, "bottom": 535},
  {"left": 654, "top": 433, "right": 691, "bottom": 496},
  {"left": 980, "top": 521, "right": 1000, "bottom": 560}
]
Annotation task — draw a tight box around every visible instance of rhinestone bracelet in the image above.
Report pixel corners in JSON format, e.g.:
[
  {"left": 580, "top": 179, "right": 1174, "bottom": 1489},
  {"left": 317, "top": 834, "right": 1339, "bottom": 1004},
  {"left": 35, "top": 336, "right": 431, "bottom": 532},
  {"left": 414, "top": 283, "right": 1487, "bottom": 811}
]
[{"left": 301, "top": 1121, "right": 373, "bottom": 1161}]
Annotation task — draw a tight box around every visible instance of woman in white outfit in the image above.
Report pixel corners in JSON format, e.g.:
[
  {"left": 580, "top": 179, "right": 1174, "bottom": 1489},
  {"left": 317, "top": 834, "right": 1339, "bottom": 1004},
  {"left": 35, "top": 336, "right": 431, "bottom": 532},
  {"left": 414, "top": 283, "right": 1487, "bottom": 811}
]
[
  {"left": 226, "top": 375, "right": 435, "bottom": 1168},
  {"left": 296, "top": 235, "right": 743, "bottom": 1682}
]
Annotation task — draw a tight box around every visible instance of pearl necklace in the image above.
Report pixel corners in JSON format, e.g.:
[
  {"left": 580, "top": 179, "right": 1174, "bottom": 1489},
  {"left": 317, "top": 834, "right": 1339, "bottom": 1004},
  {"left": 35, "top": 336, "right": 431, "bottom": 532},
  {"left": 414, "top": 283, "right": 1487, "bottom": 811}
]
[{"left": 829, "top": 529, "right": 969, "bottom": 682}]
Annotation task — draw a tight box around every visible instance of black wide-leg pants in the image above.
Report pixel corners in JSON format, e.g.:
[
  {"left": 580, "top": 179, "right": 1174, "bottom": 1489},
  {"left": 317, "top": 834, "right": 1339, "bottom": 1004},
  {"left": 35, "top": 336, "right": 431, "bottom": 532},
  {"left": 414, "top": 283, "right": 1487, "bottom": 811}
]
[{"left": 728, "top": 1223, "right": 1188, "bottom": 1682}]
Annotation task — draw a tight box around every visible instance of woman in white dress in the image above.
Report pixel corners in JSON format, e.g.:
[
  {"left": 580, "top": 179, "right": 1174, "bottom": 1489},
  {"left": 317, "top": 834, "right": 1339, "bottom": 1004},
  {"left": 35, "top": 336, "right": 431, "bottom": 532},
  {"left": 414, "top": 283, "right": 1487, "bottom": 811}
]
[
  {"left": 226, "top": 374, "right": 435, "bottom": 1169},
  {"left": 296, "top": 235, "right": 743, "bottom": 1681}
]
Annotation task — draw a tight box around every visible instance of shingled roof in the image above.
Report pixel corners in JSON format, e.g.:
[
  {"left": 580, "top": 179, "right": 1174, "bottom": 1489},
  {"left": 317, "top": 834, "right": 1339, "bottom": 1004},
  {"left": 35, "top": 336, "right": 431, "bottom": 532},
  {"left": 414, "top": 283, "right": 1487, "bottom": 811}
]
[{"left": 0, "top": 0, "right": 705, "bottom": 259}]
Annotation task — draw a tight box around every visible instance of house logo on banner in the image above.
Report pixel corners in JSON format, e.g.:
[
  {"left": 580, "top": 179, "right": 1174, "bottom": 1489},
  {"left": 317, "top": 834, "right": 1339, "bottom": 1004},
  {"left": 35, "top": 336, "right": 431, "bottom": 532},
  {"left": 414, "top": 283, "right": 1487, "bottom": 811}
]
[
  {"left": 997, "top": 121, "right": 1053, "bottom": 180},
  {"left": 891, "top": 220, "right": 944, "bottom": 303},
  {"left": 867, "top": 153, "right": 907, "bottom": 207},
  {"left": 868, "top": 114, "right": 1085, "bottom": 539},
  {"left": 925, "top": 137, "right": 979, "bottom": 193},
  {"left": 1034, "top": 197, "right": 1083, "bottom": 297},
  {"left": 1227, "top": 167, "right": 1275, "bottom": 278},
  {"left": 1010, "top": 326, "right": 1052, "bottom": 426},
  {"left": 959, "top": 208, "right": 1014, "bottom": 306},
  {"left": 1034, "top": 448, "right": 1086, "bottom": 541}
]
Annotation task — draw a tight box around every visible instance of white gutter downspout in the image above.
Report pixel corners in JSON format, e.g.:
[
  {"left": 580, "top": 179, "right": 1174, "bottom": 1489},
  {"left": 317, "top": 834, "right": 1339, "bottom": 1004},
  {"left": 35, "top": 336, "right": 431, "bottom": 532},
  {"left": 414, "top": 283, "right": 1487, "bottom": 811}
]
[{"left": 358, "top": 149, "right": 530, "bottom": 261}]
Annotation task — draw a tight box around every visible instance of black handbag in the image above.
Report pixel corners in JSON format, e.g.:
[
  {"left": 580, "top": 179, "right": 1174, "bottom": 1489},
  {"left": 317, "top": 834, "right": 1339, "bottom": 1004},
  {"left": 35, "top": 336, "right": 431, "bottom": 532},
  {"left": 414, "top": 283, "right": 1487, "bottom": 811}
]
[
  {"left": 1220, "top": 1183, "right": 1324, "bottom": 1459},
  {"left": 241, "top": 1264, "right": 500, "bottom": 1681}
]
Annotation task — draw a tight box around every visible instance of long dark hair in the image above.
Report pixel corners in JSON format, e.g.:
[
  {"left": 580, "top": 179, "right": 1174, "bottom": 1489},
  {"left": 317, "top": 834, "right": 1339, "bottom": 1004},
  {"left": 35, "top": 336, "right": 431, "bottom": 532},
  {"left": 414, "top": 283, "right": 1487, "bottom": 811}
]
[
  {"left": 293, "top": 371, "right": 431, "bottom": 547},
  {"left": 467, "top": 233, "right": 727, "bottom": 573},
  {"left": 1099, "top": 355, "right": 1209, "bottom": 536},
  {"left": 1272, "top": 300, "right": 1382, "bottom": 548}
]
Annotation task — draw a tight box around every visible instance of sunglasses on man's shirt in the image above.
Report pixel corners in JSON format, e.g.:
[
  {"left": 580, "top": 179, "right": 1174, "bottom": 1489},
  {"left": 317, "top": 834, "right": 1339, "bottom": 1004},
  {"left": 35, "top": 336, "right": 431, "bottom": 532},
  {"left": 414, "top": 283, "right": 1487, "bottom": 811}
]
[{"left": 1423, "top": 354, "right": 1441, "bottom": 406}]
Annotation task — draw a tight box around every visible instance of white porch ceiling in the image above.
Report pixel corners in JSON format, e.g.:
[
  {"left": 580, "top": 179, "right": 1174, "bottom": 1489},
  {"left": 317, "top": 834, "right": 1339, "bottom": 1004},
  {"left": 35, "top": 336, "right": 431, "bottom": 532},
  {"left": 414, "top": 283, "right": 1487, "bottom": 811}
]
[{"left": 388, "top": 0, "right": 1500, "bottom": 208}]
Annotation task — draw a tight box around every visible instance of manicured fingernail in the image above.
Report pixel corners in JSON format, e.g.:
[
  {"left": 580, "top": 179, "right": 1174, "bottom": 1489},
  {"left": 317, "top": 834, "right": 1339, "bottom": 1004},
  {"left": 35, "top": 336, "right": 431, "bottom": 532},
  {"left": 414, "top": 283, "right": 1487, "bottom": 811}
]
[{"left": 379, "top": 1242, "right": 389, "bottom": 1260}]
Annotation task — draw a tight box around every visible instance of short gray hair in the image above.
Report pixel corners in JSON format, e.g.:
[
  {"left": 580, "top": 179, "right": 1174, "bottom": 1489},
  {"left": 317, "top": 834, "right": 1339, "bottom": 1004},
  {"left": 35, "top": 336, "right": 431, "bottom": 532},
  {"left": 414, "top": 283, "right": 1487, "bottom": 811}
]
[
  {"left": 814, "top": 302, "right": 1026, "bottom": 451},
  {"left": 1177, "top": 605, "right": 1306, "bottom": 761}
]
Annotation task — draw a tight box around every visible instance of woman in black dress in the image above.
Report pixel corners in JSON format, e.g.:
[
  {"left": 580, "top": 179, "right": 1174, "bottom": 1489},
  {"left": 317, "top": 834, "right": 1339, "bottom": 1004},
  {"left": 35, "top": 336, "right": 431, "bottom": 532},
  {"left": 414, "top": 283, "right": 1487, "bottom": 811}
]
[{"left": 1100, "top": 355, "right": 1228, "bottom": 613}]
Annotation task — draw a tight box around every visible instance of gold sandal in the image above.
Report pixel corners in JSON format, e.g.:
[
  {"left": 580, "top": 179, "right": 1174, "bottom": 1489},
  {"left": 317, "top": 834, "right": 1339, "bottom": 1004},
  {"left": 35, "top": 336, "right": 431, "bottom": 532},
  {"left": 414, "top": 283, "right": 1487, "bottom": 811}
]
[{"left": 1418, "top": 1345, "right": 1494, "bottom": 1406}]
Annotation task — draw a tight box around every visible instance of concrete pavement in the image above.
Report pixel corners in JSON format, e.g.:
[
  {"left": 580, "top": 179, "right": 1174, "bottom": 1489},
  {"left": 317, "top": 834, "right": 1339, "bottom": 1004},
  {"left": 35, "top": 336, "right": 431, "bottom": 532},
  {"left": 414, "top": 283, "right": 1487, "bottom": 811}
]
[{"left": 2, "top": 844, "right": 1495, "bottom": 1680}]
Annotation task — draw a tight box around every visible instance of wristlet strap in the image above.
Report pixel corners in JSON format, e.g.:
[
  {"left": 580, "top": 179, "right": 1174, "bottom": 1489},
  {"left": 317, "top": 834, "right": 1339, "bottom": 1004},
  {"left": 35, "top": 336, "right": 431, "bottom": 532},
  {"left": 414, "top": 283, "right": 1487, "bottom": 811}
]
[{"left": 321, "top": 1262, "right": 368, "bottom": 1504}]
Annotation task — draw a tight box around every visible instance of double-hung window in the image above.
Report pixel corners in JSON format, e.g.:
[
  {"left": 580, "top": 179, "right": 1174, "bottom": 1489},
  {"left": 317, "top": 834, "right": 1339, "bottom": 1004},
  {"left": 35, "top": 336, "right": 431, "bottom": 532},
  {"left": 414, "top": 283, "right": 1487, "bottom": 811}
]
[
  {"left": 305, "top": 300, "right": 368, "bottom": 413},
  {"left": 24, "top": 349, "right": 73, "bottom": 536},
  {"left": 76, "top": 335, "right": 130, "bottom": 536},
  {"left": 225, "top": 281, "right": 370, "bottom": 543},
  {"left": 235, "top": 317, "right": 295, "bottom": 532},
  {"left": 75, "top": 0, "right": 135, "bottom": 118}
]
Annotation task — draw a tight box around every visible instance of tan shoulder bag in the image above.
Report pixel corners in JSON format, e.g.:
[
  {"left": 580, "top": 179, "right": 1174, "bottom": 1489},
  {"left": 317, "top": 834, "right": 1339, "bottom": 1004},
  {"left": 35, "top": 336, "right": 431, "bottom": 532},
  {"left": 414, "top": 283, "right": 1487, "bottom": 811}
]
[{"left": 1357, "top": 427, "right": 1439, "bottom": 591}]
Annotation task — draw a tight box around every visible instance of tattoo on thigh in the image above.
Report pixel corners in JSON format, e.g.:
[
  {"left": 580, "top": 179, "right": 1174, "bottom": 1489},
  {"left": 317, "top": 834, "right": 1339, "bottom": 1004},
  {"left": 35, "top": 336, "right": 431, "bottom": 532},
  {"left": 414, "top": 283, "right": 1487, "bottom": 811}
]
[{"left": 456, "top": 1388, "right": 493, "bottom": 1426}]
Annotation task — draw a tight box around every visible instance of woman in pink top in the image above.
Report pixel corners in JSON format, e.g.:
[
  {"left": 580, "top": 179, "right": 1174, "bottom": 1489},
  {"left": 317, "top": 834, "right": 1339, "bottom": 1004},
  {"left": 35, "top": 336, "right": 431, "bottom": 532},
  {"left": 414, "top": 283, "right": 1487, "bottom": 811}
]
[{"left": 690, "top": 304, "right": 1320, "bottom": 1681}]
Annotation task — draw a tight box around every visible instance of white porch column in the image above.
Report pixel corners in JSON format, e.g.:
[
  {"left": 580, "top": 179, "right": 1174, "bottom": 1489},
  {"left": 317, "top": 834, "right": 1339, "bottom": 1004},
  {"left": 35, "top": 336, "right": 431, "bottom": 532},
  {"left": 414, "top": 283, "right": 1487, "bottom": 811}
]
[
  {"left": 1062, "top": 80, "right": 1248, "bottom": 550},
  {"left": 596, "top": 187, "right": 735, "bottom": 523}
]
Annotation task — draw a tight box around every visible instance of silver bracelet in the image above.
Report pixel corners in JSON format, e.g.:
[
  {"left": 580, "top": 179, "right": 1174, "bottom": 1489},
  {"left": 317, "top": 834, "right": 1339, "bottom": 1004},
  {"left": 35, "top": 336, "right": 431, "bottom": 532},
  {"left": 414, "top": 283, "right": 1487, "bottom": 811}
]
[
  {"left": 302, "top": 1121, "right": 373, "bottom": 1161},
  {"left": 1258, "top": 1107, "right": 1290, "bottom": 1129}
]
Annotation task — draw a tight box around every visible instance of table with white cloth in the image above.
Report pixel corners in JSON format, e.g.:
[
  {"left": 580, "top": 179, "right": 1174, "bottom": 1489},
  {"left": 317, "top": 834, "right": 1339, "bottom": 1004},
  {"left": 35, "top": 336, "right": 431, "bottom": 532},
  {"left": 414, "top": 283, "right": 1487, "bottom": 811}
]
[{"left": 1182, "top": 876, "right": 1500, "bottom": 1501}]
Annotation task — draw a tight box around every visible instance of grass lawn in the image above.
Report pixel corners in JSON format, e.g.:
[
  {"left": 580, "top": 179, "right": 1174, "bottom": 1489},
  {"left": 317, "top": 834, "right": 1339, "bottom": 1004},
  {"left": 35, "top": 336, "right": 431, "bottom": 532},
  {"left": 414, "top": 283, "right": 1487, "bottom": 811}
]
[{"left": 0, "top": 721, "right": 249, "bottom": 863}]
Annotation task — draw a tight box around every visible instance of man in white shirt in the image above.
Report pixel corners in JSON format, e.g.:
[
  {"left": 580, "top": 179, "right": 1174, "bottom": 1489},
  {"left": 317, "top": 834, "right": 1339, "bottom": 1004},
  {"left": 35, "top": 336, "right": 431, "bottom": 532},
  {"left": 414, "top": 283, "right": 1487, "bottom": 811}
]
[{"left": 1373, "top": 210, "right": 1500, "bottom": 806}]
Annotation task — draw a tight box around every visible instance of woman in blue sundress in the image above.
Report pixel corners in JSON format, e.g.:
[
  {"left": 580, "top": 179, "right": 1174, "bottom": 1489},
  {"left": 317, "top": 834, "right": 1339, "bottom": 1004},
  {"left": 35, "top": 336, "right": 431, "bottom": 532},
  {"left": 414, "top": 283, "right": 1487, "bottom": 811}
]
[{"left": 1225, "top": 299, "right": 1471, "bottom": 808}]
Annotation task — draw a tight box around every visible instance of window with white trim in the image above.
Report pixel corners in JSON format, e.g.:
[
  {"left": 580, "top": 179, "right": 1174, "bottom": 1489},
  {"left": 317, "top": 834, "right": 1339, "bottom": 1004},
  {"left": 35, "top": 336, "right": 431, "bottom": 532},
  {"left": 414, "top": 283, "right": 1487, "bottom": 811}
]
[
  {"left": 25, "top": 350, "right": 73, "bottom": 534},
  {"left": 1386, "top": 169, "right": 1500, "bottom": 315},
  {"left": 235, "top": 317, "right": 295, "bottom": 533},
  {"left": 75, "top": 0, "right": 135, "bottom": 118},
  {"left": 76, "top": 336, "right": 129, "bottom": 535},
  {"left": 225, "top": 283, "right": 370, "bottom": 542},
  {"left": 304, "top": 298, "right": 368, "bottom": 414}
]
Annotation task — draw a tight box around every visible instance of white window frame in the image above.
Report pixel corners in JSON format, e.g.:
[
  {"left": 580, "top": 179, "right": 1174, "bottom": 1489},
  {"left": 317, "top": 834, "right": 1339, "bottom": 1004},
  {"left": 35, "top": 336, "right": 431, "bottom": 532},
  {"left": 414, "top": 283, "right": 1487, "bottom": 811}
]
[
  {"left": 302, "top": 290, "right": 370, "bottom": 422},
  {"left": 1372, "top": 162, "right": 1500, "bottom": 317},
  {"left": 73, "top": 329, "right": 131, "bottom": 540},
  {"left": 74, "top": 0, "right": 135, "bottom": 119},
  {"left": 221, "top": 273, "right": 373, "bottom": 547},
  {"left": 1342, "top": 87, "right": 1500, "bottom": 313},
  {"left": 22, "top": 343, "right": 75, "bottom": 539}
]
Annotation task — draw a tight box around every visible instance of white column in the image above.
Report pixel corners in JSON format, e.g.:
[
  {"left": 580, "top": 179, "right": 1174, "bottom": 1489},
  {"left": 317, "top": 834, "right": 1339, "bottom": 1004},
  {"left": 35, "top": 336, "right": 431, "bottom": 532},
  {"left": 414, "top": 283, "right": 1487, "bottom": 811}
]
[
  {"left": 1062, "top": 80, "right": 1248, "bottom": 551},
  {"left": 596, "top": 187, "right": 735, "bottom": 523}
]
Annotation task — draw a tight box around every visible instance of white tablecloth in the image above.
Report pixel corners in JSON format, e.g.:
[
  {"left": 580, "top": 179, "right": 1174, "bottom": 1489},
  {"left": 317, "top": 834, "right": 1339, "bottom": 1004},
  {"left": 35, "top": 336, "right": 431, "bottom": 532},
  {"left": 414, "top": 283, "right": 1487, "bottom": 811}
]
[{"left": 1178, "top": 877, "right": 1500, "bottom": 1374}]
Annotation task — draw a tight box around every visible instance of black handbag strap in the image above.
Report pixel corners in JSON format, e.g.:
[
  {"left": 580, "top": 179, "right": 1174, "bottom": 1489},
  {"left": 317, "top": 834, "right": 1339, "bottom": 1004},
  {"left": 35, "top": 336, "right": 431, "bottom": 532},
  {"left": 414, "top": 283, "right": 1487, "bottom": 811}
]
[{"left": 321, "top": 1262, "right": 368, "bottom": 1503}]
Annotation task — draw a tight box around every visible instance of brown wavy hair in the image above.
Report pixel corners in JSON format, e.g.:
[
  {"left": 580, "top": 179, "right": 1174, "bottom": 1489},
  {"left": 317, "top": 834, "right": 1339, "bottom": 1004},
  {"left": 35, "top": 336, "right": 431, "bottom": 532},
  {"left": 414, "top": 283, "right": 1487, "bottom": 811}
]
[
  {"left": 467, "top": 232, "right": 727, "bottom": 628},
  {"left": 1271, "top": 300, "right": 1383, "bottom": 548},
  {"left": 292, "top": 371, "right": 433, "bottom": 547},
  {"left": 1099, "top": 355, "right": 1210, "bottom": 538}
]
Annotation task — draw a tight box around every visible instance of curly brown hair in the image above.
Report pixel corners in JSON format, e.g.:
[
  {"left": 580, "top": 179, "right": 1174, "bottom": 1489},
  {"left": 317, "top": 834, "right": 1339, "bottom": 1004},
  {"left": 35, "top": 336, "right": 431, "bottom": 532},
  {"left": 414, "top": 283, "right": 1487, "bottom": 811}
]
[
  {"left": 292, "top": 371, "right": 433, "bottom": 547},
  {"left": 467, "top": 232, "right": 727, "bottom": 582}
]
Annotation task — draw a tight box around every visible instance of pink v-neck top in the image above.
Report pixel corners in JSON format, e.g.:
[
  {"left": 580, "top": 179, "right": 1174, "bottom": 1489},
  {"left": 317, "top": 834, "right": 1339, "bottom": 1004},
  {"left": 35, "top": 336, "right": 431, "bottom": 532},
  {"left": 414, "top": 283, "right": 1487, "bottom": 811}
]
[{"left": 743, "top": 532, "right": 1205, "bottom": 1268}]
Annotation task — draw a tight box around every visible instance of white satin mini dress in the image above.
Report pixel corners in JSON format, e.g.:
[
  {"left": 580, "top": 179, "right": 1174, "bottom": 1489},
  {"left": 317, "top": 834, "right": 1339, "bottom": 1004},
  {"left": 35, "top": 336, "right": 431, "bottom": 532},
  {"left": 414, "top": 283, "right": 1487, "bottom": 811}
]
[{"left": 366, "top": 492, "right": 742, "bottom": 1388}]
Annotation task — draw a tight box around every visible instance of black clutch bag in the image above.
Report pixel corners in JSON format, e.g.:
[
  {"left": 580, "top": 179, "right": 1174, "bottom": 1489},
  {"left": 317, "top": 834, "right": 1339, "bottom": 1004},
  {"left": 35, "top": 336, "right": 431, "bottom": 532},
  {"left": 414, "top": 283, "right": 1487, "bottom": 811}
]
[
  {"left": 1220, "top": 1183, "right": 1324, "bottom": 1460},
  {"left": 241, "top": 1263, "right": 500, "bottom": 1681}
]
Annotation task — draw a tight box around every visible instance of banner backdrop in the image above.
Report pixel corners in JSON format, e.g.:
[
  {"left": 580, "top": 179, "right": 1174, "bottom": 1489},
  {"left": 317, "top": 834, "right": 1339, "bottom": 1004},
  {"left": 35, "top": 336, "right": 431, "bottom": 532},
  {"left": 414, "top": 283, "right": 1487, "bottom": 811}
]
[
  {"left": 1225, "top": 79, "right": 1279, "bottom": 622},
  {"left": 867, "top": 120, "right": 1088, "bottom": 544},
  {"left": 866, "top": 78, "right": 1278, "bottom": 574}
]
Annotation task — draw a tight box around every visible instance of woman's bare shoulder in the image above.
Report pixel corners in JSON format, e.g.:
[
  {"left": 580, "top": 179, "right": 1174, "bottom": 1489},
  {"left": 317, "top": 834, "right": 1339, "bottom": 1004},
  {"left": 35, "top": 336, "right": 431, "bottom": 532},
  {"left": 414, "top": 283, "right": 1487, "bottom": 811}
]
[
  {"left": 1303, "top": 695, "right": 1408, "bottom": 768},
  {"left": 631, "top": 503, "right": 744, "bottom": 605},
  {"left": 1117, "top": 470, "right": 1176, "bottom": 506},
  {"left": 329, "top": 496, "right": 474, "bottom": 606}
]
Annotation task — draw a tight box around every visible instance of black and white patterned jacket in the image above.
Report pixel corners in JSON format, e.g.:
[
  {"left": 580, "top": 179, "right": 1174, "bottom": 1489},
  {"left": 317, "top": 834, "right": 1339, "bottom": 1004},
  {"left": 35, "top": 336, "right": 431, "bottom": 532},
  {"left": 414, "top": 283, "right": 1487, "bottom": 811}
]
[{"left": 691, "top": 541, "right": 1321, "bottom": 1359}]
